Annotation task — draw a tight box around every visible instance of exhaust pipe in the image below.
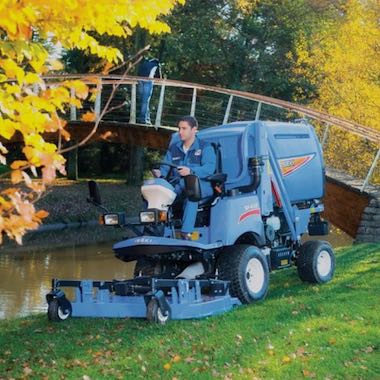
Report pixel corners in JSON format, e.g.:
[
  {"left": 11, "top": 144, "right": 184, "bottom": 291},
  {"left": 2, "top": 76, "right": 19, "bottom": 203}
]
[{"left": 239, "top": 156, "right": 264, "bottom": 193}]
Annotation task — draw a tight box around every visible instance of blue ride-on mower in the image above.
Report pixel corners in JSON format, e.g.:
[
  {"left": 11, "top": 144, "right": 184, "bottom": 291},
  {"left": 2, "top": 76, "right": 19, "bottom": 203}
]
[{"left": 46, "top": 120, "right": 335, "bottom": 323}]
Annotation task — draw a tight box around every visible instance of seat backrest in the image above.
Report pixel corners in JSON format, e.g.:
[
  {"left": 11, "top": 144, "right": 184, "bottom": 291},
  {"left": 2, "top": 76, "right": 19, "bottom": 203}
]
[{"left": 211, "top": 142, "right": 222, "bottom": 174}]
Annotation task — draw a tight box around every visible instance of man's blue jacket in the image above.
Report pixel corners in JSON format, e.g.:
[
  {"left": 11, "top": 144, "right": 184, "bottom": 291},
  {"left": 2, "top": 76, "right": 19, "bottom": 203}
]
[{"left": 161, "top": 136, "right": 216, "bottom": 198}]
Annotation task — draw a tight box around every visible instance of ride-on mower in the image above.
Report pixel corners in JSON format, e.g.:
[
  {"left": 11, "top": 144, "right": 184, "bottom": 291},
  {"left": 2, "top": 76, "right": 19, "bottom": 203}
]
[{"left": 46, "top": 120, "right": 335, "bottom": 323}]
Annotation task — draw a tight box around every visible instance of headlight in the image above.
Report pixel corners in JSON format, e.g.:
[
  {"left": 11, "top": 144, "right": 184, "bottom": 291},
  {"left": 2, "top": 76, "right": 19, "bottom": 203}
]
[
  {"left": 103, "top": 213, "right": 120, "bottom": 225},
  {"left": 140, "top": 209, "right": 168, "bottom": 223},
  {"left": 140, "top": 211, "right": 156, "bottom": 223}
]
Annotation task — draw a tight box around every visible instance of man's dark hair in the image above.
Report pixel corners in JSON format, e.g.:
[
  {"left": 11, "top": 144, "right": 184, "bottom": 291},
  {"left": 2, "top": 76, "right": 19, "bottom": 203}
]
[{"left": 178, "top": 115, "right": 198, "bottom": 129}]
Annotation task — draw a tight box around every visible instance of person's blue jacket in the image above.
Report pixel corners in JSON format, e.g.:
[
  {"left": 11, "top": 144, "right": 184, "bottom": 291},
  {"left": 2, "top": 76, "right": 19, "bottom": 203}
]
[
  {"left": 161, "top": 136, "right": 216, "bottom": 197},
  {"left": 138, "top": 58, "right": 161, "bottom": 78}
]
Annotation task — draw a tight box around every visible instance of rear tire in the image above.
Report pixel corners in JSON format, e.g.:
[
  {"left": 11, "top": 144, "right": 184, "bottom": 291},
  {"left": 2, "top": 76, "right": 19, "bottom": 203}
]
[
  {"left": 297, "top": 240, "right": 335, "bottom": 283},
  {"left": 217, "top": 245, "right": 269, "bottom": 304}
]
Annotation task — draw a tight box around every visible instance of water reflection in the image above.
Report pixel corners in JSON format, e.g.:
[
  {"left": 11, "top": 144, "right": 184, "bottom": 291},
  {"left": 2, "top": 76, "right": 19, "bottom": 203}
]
[
  {"left": 0, "top": 227, "right": 352, "bottom": 319},
  {"left": 0, "top": 244, "right": 134, "bottom": 319}
]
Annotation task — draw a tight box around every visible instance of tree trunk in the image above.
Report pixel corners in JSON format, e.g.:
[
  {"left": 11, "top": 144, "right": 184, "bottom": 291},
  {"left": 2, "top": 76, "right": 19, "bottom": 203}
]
[
  {"left": 66, "top": 142, "right": 78, "bottom": 180},
  {"left": 127, "top": 145, "right": 144, "bottom": 185}
]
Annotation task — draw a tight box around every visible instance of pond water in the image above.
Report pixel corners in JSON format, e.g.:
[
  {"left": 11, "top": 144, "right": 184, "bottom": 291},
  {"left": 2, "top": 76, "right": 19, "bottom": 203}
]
[
  {"left": 0, "top": 227, "right": 352, "bottom": 319},
  {"left": 0, "top": 243, "right": 135, "bottom": 319}
]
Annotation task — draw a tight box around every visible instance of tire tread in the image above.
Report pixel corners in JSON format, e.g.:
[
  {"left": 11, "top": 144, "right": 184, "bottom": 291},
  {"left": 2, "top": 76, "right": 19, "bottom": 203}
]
[
  {"left": 217, "top": 244, "right": 269, "bottom": 304},
  {"left": 297, "top": 240, "right": 334, "bottom": 283}
]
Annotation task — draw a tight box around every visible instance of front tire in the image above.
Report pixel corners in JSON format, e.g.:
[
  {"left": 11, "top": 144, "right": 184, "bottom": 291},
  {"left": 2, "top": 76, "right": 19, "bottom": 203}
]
[
  {"left": 47, "top": 299, "right": 72, "bottom": 322},
  {"left": 146, "top": 298, "right": 170, "bottom": 324},
  {"left": 217, "top": 245, "right": 269, "bottom": 304},
  {"left": 297, "top": 240, "right": 335, "bottom": 283}
]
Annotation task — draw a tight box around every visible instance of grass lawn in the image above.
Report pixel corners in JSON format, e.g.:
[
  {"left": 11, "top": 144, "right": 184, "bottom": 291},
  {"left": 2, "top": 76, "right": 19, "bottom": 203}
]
[{"left": 0, "top": 243, "right": 379, "bottom": 379}]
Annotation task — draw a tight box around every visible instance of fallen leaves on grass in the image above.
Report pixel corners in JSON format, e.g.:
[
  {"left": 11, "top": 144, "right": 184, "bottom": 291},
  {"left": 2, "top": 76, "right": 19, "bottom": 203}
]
[
  {"left": 328, "top": 338, "right": 337, "bottom": 345},
  {"left": 281, "top": 355, "right": 292, "bottom": 364},
  {"left": 23, "top": 366, "right": 33, "bottom": 376},
  {"left": 362, "top": 346, "right": 374, "bottom": 353},
  {"left": 296, "top": 347, "right": 306, "bottom": 357},
  {"left": 163, "top": 362, "right": 171, "bottom": 371},
  {"left": 163, "top": 353, "right": 182, "bottom": 371},
  {"left": 302, "top": 369, "right": 316, "bottom": 378}
]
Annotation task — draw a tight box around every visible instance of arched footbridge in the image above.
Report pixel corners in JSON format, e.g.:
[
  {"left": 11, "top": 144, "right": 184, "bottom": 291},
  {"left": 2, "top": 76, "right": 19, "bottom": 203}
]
[{"left": 8, "top": 75, "right": 380, "bottom": 242}]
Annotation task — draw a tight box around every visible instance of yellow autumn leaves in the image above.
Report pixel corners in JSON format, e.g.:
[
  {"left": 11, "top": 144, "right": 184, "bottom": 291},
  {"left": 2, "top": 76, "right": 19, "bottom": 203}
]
[
  {"left": 294, "top": 0, "right": 380, "bottom": 132},
  {"left": 292, "top": 0, "right": 380, "bottom": 181},
  {"left": 0, "top": 0, "right": 184, "bottom": 244}
]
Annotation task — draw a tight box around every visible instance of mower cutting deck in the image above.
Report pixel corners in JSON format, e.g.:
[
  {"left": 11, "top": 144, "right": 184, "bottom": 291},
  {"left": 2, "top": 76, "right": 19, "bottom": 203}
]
[{"left": 46, "top": 277, "right": 240, "bottom": 323}]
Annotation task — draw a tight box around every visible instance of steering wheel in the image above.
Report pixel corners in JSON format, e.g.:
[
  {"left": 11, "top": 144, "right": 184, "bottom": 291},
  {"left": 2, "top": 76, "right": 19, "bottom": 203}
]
[{"left": 155, "top": 162, "right": 180, "bottom": 185}]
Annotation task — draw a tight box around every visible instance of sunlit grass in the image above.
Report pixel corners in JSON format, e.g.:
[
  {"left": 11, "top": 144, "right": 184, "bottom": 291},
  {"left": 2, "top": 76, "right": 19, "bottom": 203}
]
[{"left": 1, "top": 243, "right": 379, "bottom": 379}]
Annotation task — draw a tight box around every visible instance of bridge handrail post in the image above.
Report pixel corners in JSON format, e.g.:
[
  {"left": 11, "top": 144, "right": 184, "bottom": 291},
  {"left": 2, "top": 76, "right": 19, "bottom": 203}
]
[
  {"left": 155, "top": 82, "right": 166, "bottom": 130},
  {"left": 255, "top": 101, "right": 262, "bottom": 121},
  {"left": 130, "top": 83, "right": 136, "bottom": 124},
  {"left": 321, "top": 123, "right": 330, "bottom": 147},
  {"left": 190, "top": 88, "right": 197, "bottom": 117},
  {"left": 223, "top": 95, "right": 233, "bottom": 124},
  {"left": 94, "top": 81, "right": 102, "bottom": 119},
  {"left": 361, "top": 148, "right": 380, "bottom": 192},
  {"left": 70, "top": 87, "right": 77, "bottom": 121}
]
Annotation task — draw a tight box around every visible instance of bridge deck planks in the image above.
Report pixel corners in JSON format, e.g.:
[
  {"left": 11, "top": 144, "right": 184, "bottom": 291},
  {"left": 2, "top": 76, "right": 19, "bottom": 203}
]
[{"left": 2, "top": 121, "right": 172, "bottom": 150}]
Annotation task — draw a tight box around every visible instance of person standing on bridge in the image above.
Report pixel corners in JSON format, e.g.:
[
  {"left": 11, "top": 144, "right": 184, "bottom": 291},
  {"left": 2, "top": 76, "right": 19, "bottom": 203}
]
[
  {"left": 152, "top": 116, "right": 216, "bottom": 239},
  {"left": 137, "top": 57, "right": 161, "bottom": 125}
]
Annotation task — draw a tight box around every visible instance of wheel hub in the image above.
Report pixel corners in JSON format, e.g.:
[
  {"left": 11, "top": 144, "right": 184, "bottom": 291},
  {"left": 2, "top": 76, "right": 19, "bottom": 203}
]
[
  {"left": 245, "top": 258, "right": 265, "bottom": 294},
  {"left": 157, "top": 307, "right": 169, "bottom": 323},
  {"left": 317, "top": 250, "right": 332, "bottom": 277},
  {"left": 57, "top": 306, "right": 70, "bottom": 320}
]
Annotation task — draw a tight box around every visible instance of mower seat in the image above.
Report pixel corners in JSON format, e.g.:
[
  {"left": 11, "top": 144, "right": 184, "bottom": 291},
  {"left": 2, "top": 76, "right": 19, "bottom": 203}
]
[
  {"left": 198, "top": 144, "right": 227, "bottom": 208},
  {"left": 198, "top": 174, "right": 227, "bottom": 208}
]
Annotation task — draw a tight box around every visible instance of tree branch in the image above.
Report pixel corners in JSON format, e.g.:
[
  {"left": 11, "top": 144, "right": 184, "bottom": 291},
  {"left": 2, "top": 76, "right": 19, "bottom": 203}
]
[{"left": 59, "top": 45, "right": 150, "bottom": 154}]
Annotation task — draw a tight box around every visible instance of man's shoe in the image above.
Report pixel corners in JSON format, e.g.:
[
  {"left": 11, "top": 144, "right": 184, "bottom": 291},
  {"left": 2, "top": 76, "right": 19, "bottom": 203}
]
[{"left": 180, "top": 232, "right": 192, "bottom": 240}]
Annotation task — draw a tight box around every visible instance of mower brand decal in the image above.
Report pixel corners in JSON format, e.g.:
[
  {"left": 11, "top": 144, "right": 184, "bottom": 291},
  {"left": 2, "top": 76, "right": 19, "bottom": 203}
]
[
  {"left": 134, "top": 238, "right": 153, "bottom": 244},
  {"left": 239, "top": 208, "right": 261, "bottom": 223},
  {"left": 278, "top": 154, "right": 315, "bottom": 177}
]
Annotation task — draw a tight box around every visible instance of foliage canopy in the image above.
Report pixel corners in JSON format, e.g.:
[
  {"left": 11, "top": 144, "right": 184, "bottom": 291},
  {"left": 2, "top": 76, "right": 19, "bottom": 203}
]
[{"left": 0, "top": 0, "right": 183, "bottom": 243}]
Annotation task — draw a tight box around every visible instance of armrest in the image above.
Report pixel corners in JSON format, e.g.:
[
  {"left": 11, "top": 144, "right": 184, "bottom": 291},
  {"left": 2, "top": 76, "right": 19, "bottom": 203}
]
[{"left": 206, "top": 173, "right": 227, "bottom": 183}]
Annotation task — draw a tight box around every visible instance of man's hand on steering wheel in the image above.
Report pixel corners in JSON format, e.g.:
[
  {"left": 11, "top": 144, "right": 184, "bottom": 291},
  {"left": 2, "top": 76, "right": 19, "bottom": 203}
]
[
  {"left": 153, "top": 162, "right": 182, "bottom": 185},
  {"left": 178, "top": 166, "right": 191, "bottom": 176},
  {"left": 151, "top": 169, "right": 161, "bottom": 178},
  {"left": 152, "top": 162, "right": 192, "bottom": 185}
]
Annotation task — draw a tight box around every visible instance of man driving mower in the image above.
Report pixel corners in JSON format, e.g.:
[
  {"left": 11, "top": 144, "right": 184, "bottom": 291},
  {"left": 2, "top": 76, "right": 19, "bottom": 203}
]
[{"left": 153, "top": 116, "right": 216, "bottom": 239}]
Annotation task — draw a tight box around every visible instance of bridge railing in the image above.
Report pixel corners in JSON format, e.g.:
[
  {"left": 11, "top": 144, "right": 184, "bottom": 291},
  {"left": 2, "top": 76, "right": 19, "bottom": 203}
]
[{"left": 45, "top": 75, "right": 380, "bottom": 191}]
